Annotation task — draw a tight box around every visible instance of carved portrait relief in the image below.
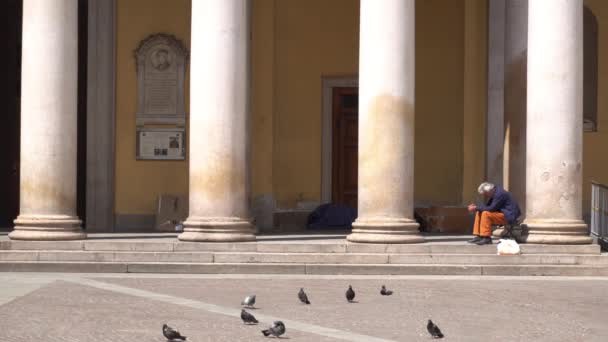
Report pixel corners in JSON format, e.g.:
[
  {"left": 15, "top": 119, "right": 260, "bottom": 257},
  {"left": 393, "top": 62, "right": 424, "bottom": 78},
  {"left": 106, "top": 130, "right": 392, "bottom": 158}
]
[{"left": 134, "top": 33, "right": 189, "bottom": 126}]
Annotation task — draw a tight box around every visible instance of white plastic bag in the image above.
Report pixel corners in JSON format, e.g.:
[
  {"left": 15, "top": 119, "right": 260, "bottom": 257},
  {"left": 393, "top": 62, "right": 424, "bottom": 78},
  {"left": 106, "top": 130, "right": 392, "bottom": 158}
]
[{"left": 496, "top": 239, "right": 521, "bottom": 255}]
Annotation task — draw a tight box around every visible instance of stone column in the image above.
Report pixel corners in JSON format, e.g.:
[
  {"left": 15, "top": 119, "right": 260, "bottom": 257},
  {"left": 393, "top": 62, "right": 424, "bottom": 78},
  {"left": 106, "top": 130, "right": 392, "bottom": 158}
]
[
  {"left": 10, "top": 0, "right": 85, "bottom": 241},
  {"left": 503, "top": 0, "right": 527, "bottom": 212},
  {"left": 486, "top": 0, "right": 505, "bottom": 186},
  {"left": 495, "top": 0, "right": 527, "bottom": 238},
  {"left": 178, "top": 0, "right": 256, "bottom": 242},
  {"left": 523, "top": 0, "right": 591, "bottom": 244},
  {"left": 347, "top": 0, "right": 422, "bottom": 243}
]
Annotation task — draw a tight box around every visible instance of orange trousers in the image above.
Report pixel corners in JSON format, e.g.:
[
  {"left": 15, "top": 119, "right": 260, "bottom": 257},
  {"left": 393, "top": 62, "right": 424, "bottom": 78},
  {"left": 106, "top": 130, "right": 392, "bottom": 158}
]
[{"left": 473, "top": 211, "right": 506, "bottom": 237}]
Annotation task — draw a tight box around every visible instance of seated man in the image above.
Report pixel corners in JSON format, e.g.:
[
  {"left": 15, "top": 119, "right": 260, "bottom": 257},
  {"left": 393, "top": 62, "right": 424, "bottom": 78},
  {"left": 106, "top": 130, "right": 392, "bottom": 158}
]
[{"left": 467, "top": 182, "right": 521, "bottom": 245}]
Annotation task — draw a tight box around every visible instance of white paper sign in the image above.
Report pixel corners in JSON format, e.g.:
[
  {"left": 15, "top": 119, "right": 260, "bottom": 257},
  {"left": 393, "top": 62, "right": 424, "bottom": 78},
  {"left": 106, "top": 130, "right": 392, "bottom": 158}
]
[{"left": 137, "top": 129, "right": 185, "bottom": 160}]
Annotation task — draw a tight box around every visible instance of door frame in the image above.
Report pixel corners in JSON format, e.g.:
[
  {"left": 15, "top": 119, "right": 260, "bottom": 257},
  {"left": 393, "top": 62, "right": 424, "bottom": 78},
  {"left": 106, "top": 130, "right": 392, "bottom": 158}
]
[{"left": 321, "top": 76, "right": 358, "bottom": 204}]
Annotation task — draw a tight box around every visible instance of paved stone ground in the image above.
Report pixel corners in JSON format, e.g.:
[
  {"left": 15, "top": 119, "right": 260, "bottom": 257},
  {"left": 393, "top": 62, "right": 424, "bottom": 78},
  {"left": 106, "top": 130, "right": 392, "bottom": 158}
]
[{"left": 0, "top": 273, "right": 607, "bottom": 342}]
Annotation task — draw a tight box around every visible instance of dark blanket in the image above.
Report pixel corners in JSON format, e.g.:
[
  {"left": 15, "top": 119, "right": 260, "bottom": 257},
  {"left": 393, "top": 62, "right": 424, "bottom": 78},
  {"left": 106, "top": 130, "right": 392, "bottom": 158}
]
[{"left": 307, "top": 203, "right": 357, "bottom": 229}]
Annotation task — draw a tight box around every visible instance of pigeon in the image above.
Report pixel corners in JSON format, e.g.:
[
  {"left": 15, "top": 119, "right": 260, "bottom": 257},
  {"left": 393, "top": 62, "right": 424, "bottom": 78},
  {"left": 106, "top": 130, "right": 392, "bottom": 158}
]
[
  {"left": 242, "top": 294, "right": 256, "bottom": 308},
  {"left": 298, "top": 288, "right": 311, "bottom": 304},
  {"left": 427, "top": 320, "right": 444, "bottom": 339},
  {"left": 262, "top": 321, "right": 286, "bottom": 338},
  {"left": 380, "top": 285, "right": 393, "bottom": 296},
  {"left": 241, "top": 309, "right": 259, "bottom": 324},
  {"left": 346, "top": 285, "right": 355, "bottom": 302},
  {"left": 162, "top": 324, "right": 187, "bottom": 341}
]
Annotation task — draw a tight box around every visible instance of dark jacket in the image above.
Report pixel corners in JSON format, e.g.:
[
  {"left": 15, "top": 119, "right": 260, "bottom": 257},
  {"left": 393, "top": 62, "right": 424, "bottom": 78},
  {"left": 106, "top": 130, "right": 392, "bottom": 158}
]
[{"left": 477, "top": 186, "right": 521, "bottom": 224}]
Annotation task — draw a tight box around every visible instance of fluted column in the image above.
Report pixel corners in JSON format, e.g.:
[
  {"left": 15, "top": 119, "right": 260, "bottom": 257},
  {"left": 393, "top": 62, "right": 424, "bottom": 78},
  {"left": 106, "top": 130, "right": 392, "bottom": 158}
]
[
  {"left": 10, "top": 0, "right": 85, "bottom": 241},
  {"left": 347, "top": 0, "right": 422, "bottom": 243},
  {"left": 523, "top": 0, "right": 591, "bottom": 244},
  {"left": 178, "top": 0, "right": 256, "bottom": 242}
]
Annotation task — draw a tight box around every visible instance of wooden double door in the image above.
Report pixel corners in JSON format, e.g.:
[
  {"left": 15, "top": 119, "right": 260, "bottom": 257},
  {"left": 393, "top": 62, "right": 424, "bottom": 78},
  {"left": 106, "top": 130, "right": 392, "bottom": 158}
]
[{"left": 331, "top": 87, "right": 359, "bottom": 209}]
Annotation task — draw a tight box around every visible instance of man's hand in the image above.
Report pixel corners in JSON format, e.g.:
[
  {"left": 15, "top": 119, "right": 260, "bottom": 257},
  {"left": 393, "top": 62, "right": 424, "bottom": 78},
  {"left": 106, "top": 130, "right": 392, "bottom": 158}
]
[{"left": 467, "top": 204, "right": 477, "bottom": 213}]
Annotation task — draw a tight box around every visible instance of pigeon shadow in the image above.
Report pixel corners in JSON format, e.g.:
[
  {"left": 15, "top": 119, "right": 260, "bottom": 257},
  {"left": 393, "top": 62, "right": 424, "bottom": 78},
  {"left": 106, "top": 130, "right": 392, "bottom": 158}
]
[{"left": 347, "top": 300, "right": 359, "bottom": 304}]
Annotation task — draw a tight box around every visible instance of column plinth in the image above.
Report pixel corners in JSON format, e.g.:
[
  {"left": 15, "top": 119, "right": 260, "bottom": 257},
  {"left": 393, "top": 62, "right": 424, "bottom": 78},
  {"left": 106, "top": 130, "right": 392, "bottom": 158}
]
[
  {"left": 11, "top": 215, "right": 84, "bottom": 241},
  {"left": 346, "top": 0, "right": 422, "bottom": 244},
  {"left": 179, "top": 217, "right": 255, "bottom": 242},
  {"left": 10, "top": 0, "right": 85, "bottom": 241},
  {"left": 178, "top": 0, "right": 255, "bottom": 242},
  {"left": 522, "top": 0, "right": 591, "bottom": 244},
  {"left": 349, "top": 218, "right": 422, "bottom": 244},
  {"left": 523, "top": 220, "right": 590, "bottom": 244}
]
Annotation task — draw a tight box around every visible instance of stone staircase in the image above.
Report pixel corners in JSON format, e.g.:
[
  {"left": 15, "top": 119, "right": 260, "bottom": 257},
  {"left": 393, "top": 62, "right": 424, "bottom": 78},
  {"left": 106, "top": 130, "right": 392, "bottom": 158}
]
[{"left": 0, "top": 234, "right": 606, "bottom": 276}]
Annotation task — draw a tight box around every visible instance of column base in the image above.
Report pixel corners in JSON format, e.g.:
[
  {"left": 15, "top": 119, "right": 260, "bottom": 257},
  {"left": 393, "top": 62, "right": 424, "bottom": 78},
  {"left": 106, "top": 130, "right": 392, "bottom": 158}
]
[
  {"left": 178, "top": 216, "right": 256, "bottom": 242},
  {"left": 521, "top": 219, "right": 592, "bottom": 244},
  {"left": 347, "top": 218, "right": 423, "bottom": 244},
  {"left": 10, "top": 215, "right": 85, "bottom": 241}
]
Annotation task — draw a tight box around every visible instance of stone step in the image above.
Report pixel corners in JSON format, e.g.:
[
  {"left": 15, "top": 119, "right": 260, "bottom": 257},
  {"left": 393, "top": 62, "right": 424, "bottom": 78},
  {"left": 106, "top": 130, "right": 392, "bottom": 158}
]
[
  {"left": 0, "top": 240, "right": 601, "bottom": 255},
  {"left": 1, "top": 261, "right": 607, "bottom": 276},
  {"left": 0, "top": 250, "right": 606, "bottom": 265}
]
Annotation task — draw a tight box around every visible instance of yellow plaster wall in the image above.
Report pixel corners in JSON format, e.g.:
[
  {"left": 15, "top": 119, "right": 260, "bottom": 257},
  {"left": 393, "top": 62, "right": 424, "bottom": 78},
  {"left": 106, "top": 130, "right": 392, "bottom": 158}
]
[
  {"left": 273, "top": 0, "right": 467, "bottom": 208},
  {"left": 462, "top": 0, "right": 488, "bottom": 204},
  {"left": 583, "top": 0, "right": 608, "bottom": 214},
  {"left": 114, "top": 0, "right": 191, "bottom": 215},
  {"left": 414, "top": 0, "right": 466, "bottom": 205},
  {"left": 114, "top": 0, "right": 471, "bottom": 216},
  {"left": 251, "top": 0, "right": 276, "bottom": 197},
  {"left": 272, "top": 0, "right": 359, "bottom": 208}
]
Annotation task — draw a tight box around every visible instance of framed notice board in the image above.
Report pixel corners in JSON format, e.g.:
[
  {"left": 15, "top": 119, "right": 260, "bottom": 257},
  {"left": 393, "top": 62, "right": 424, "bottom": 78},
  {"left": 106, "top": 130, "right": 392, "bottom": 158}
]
[{"left": 136, "top": 128, "right": 185, "bottom": 160}]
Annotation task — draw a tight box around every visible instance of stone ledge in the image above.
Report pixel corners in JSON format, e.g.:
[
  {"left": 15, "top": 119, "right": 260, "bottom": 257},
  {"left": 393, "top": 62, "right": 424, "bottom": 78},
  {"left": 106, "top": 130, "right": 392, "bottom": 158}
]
[
  {"left": 0, "top": 261, "right": 127, "bottom": 273},
  {"left": 212, "top": 252, "right": 389, "bottom": 264},
  {"left": 0, "top": 261, "right": 607, "bottom": 276},
  {"left": 84, "top": 241, "right": 174, "bottom": 252},
  {"left": 126, "top": 263, "right": 307, "bottom": 274},
  {"left": 1, "top": 238, "right": 601, "bottom": 255}
]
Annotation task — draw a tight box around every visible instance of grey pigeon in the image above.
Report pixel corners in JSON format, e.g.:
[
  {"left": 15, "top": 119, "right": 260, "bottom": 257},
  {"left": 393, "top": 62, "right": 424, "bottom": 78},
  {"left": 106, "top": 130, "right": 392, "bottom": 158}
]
[
  {"left": 380, "top": 285, "right": 393, "bottom": 296},
  {"left": 346, "top": 285, "right": 355, "bottom": 302},
  {"left": 241, "top": 309, "right": 258, "bottom": 324},
  {"left": 242, "top": 294, "right": 256, "bottom": 308},
  {"left": 427, "top": 320, "right": 444, "bottom": 339},
  {"left": 262, "top": 321, "right": 286, "bottom": 338},
  {"left": 298, "top": 288, "right": 311, "bottom": 304},
  {"left": 163, "top": 324, "right": 187, "bottom": 341}
]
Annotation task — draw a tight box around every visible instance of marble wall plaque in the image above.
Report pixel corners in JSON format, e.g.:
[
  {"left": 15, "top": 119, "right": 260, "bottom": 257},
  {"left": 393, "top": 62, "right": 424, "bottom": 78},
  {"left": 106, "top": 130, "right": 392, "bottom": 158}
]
[{"left": 135, "top": 33, "right": 189, "bottom": 126}]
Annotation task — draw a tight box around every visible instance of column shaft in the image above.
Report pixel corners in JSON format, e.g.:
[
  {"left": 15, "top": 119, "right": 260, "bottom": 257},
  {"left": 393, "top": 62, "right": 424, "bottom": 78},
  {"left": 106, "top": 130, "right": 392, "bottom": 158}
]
[
  {"left": 178, "top": 0, "right": 255, "bottom": 242},
  {"left": 347, "top": 0, "right": 422, "bottom": 243},
  {"left": 503, "top": 0, "right": 527, "bottom": 212},
  {"left": 10, "top": 0, "right": 84, "bottom": 241},
  {"left": 494, "top": 0, "right": 527, "bottom": 238},
  {"left": 524, "top": 0, "right": 591, "bottom": 244}
]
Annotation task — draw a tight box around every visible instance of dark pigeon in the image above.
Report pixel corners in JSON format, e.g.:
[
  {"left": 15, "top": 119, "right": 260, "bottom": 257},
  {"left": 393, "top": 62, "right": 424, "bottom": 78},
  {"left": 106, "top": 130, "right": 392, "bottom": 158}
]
[
  {"left": 298, "top": 288, "right": 311, "bottom": 304},
  {"left": 242, "top": 294, "right": 256, "bottom": 308},
  {"left": 262, "top": 321, "right": 286, "bottom": 338},
  {"left": 163, "top": 324, "right": 187, "bottom": 341},
  {"left": 427, "top": 320, "right": 444, "bottom": 339},
  {"left": 380, "top": 285, "right": 393, "bottom": 296},
  {"left": 346, "top": 285, "right": 355, "bottom": 302},
  {"left": 241, "top": 309, "right": 259, "bottom": 324}
]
